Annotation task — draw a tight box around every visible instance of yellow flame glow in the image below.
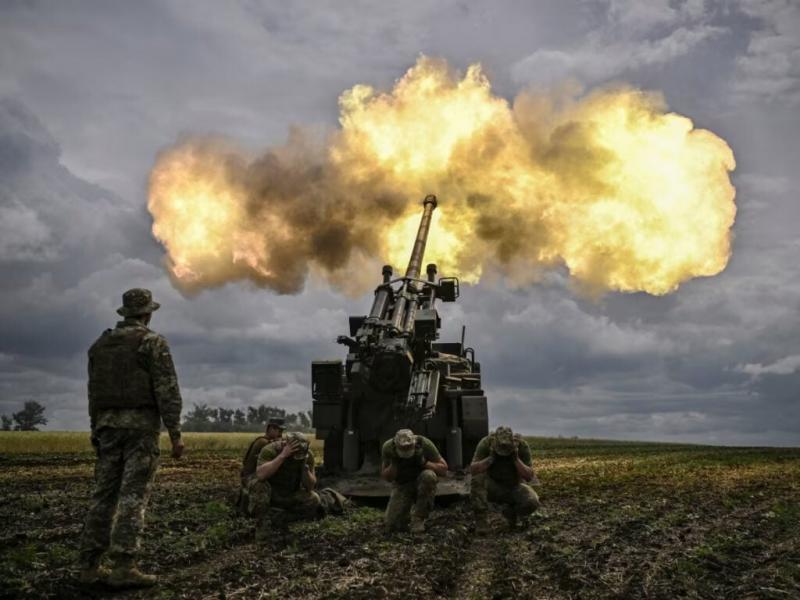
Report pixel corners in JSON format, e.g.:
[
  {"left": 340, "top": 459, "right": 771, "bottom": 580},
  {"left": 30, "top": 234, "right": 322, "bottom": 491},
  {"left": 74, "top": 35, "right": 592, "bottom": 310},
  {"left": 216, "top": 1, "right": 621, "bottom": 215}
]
[{"left": 148, "top": 56, "right": 736, "bottom": 296}]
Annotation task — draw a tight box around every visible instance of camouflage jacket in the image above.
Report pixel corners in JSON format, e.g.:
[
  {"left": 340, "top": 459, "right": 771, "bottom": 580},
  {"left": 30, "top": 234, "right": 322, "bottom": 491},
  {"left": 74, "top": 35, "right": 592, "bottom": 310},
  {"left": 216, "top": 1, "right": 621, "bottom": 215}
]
[
  {"left": 472, "top": 433, "right": 533, "bottom": 487},
  {"left": 89, "top": 319, "right": 183, "bottom": 442},
  {"left": 257, "top": 440, "right": 316, "bottom": 496},
  {"left": 381, "top": 435, "right": 442, "bottom": 485}
]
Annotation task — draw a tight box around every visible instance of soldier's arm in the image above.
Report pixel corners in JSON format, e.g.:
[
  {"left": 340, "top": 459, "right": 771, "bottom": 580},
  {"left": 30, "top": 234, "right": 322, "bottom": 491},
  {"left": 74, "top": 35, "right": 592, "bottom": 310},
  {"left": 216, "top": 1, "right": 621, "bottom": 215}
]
[
  {"left": 87, "top": 354, "right": 99, "bottom": 446},
  {"left": 421, "top": 439, "right": 448, "bottom": 476},
  {"left": 146, "top": 335, "right": 183, "bottom": 444},
  {"left": 255, "top": 439, "right": 298, "bottom": 481},
  {"left": 380, "top": 442, "right": 398, "bottom": 482},
  {"left": 469, "top": 438, "right": 494, "bottom": 475},
  {"left": 301, "top": 453, "right": 317, "bottom": 491},
  {"left": 513, "top": 440, "right": 534, "bottom": 482},
  {"left": 87, "top": 354, "right": 96, "bottom": 433}
]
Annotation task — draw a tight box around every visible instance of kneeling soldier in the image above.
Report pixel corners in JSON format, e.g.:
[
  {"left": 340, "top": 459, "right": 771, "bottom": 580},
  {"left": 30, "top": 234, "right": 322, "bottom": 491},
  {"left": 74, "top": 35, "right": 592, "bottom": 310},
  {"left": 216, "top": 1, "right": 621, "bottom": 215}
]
[
  {"left": 245, "top": 432, "right": 321, "bottom": 542},
  {"left": 470, "top": 426, "right": 540, "bottom": 533},
  {"left": 381, "top": 428, "right": 448, "bottom": 533}
]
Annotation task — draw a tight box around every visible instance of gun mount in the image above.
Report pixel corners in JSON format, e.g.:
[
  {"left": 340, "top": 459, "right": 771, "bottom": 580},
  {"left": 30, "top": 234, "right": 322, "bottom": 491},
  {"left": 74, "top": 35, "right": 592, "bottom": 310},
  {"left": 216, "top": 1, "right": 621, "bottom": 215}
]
[{"left": 311, "top": 195, "right": 489, "bottom": 496}]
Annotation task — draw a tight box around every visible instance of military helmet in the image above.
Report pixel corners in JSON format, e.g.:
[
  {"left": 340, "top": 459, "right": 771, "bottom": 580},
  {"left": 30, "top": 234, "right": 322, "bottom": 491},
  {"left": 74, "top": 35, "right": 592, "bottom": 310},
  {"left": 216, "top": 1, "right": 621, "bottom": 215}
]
[
  {"left": 393, "top": 428, "right": 416, "bottom": 458},
  {"left": 117, "top": 288, "right": 160, "bottom": 317},
  {"left": 286, "top": 431, "right": 310, "bottom": 460},
  {"left": 493, "top": 426, "right": 516, "bottom": 456}
]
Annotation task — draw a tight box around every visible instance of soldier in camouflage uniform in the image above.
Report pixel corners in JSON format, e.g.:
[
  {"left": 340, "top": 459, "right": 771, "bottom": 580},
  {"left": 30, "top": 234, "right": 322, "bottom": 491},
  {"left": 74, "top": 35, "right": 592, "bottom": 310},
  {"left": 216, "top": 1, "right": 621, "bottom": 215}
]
[
  {"left": 470, "top": 426, "right": 539, "bottom": 534},
  {"left": 265, "top": 416, "right": 285, "bottom": 441},
  {"left": 381, "top": 429, "right": 448, "bottom": 533},
  {"left": 78, "top": 289, "right": 184, "bottom": 588},
  {"left": 245, "top": 431, "right": 322, "bottom": 542}
]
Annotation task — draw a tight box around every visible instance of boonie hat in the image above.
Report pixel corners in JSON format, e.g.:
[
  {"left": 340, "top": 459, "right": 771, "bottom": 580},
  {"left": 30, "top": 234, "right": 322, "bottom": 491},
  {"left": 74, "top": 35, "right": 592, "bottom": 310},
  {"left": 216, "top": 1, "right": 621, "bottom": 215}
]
[
  {"left": 494, "top": 426, "right": 516, "bottom": 456},
  {"left": 267, "top": 417, "right": 286, "bottom": 430},
  {"left": 394, "top": 429, "right": 416, "bottom": 458},
  {"left": 117, "top": 288, "right": 160, "bottom": 317},
  {"left": 286, "top": 432, "right": 310, "bottom": 460}
]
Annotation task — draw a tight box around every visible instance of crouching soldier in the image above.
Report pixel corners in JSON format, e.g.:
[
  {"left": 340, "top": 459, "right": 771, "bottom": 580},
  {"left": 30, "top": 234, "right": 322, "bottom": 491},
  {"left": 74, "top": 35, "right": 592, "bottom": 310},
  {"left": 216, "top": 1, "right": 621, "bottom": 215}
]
[
  {"left": 236, "top": 417, "right": 286, "bottom": 512},
  {"left": 244, "top": 432, "right": 322, "bottom": 542},
  {"left": 470, "top": 426, "right": 540, "bottom": 533},
  {"left": 381, "top": 429, "right": 448, "bottom": 533}
]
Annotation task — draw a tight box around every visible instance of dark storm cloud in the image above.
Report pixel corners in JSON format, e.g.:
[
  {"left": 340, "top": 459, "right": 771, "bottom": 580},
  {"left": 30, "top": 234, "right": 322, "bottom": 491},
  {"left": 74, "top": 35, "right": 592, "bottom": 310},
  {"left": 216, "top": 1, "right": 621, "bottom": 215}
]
[{"left": 0, "top": 0, "right": 798, "bottom": 444}]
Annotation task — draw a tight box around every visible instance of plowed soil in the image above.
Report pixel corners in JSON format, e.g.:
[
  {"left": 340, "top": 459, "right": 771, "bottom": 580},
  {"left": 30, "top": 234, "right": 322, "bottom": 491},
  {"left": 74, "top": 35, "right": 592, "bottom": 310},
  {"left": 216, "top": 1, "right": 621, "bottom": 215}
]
[{"left": 1, "top": 437, "right": 798, "bottom": 599}]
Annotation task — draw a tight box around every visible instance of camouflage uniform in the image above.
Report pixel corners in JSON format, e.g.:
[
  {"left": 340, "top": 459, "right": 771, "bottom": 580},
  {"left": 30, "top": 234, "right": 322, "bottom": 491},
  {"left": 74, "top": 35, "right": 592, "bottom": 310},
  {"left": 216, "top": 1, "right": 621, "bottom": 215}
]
[
  {"left": 79, "top": 289, "right": 182, "bottom": 575},
  {"left": 471, "top": 430, "right": 540, "bottom": 525},
  {"left": 245, "top": 437, "right": 321, "bottom": 535},
  {"left": 382, "top": 433, "right": 442, "bottom": 532}
]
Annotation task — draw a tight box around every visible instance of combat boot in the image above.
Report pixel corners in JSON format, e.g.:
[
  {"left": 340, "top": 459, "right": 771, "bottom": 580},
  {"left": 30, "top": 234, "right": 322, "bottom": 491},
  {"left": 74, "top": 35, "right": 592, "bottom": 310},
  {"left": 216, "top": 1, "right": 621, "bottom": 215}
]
[
  {"left": 410, "top": 516, "right": 426, "bottom": 534},
  {"left": 502, "top": 505, "right": 518, "bottom": 529},
  {"left": 78, "top": 562, "right": 111, "bottom": 585},
  {"left": 474, "top": 514, "right": 491, "bottom": 535},
  {"left": 107, "top": 559, "right": 157, "bottom": 588}
]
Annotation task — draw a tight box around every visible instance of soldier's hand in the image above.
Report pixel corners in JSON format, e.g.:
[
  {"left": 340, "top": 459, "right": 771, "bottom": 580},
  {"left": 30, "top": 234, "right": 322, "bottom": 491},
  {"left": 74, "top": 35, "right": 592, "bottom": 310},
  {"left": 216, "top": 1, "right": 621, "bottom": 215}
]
[
  {"left": 171, "top": 438, "right": 185, "bottom": 459},
  {"left": 280, "top": 439, "right": 300, "bottom": 459}
]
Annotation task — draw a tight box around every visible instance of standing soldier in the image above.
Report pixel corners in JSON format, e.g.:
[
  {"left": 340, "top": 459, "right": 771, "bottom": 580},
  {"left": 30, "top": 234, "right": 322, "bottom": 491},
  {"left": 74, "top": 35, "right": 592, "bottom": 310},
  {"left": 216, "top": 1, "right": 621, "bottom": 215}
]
[
  {"left": 246, "top": 432, "right": 322, "bottom": 542},
  {"left": 470, "top": 426, "right": 539, "bottom": 533},
  {"left": 381, "top": 428, "right": 448, "bottom": 533},
  {"left": 78, "top": 289, "right": 184, "bottom": 587}
]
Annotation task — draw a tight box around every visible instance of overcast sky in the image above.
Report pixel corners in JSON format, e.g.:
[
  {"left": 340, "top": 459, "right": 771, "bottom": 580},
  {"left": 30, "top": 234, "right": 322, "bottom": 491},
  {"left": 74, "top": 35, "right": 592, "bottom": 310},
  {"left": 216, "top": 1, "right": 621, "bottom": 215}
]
[{"left": 1, "top": 0, "right": 799, "bottom": 445}]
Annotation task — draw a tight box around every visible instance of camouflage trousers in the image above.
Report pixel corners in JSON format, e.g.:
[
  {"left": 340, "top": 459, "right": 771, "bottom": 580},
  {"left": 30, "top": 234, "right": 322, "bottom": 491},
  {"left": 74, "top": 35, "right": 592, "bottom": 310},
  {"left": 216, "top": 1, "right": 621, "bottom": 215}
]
[
  {"left": 79, "top": 428, "right": 160, "bottom": 566},
  {"left": 385, "top": 469, "right": 438, "bottom": 532},
  {"left": 470, "top": 474, "right": 540, "bottom": 517},
  {"left": 245, "top": 477, "right": 322, "bottom": 525}
]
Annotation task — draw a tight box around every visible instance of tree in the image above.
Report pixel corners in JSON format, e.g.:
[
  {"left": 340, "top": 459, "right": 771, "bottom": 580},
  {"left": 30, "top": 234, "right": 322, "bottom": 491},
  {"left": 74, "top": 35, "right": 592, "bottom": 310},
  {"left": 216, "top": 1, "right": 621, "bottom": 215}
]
[
  {"left": 12, "top": 401, "right": 48, "bottom": 431},
  {"left": 217, "top": 408, "right": 234, "bottom": 426},
  {"left": 1, "top": 414, "right": 12, "bottom": 431},
  {"left": 181, "top": 403, "right": 313, "bottom": 433},
  {"left": 182, "top": 404, "right": 217, "bottom": 432}
]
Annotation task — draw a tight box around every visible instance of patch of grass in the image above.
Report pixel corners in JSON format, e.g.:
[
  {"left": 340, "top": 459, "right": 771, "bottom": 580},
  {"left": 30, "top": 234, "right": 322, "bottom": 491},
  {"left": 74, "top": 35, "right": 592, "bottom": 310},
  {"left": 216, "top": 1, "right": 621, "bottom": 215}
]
[
  {"left": 297, "top": 507, "right": 382, "bottom": 537},
  {"left": 3, "top": 544, "right": 39, "bottom": 569},
  {"left": 204, "top": 522, "right": 231, "bottom": 545},
  {"left": 203, "top": 500, "right": 229, "bottom": 517},
  {"left": 1, "top": 433, "right": 798, "bottom": 599},
  {"left": 770, "top": 500, "right": 800, "bottom": 531},
  {"left": 44, "top": 543, "right": 75, "bottom": 565}
]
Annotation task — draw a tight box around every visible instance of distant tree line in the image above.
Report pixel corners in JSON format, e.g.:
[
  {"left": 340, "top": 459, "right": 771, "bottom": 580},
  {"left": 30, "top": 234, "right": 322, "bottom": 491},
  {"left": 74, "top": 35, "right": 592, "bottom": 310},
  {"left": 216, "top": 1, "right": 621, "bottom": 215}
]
[
  {"left": 181, "top": 403, "right": 313, "bottom": 433},
  {"left": 1, "top": 401, "right": 48, "bottom": 431}
]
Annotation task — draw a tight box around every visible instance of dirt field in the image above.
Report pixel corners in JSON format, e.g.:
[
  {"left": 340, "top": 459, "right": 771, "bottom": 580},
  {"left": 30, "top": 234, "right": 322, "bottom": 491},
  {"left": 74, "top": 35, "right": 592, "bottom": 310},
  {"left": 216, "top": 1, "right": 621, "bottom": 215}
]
[{"left": 1, "top": 432, "right": 798, "bottom": 599}]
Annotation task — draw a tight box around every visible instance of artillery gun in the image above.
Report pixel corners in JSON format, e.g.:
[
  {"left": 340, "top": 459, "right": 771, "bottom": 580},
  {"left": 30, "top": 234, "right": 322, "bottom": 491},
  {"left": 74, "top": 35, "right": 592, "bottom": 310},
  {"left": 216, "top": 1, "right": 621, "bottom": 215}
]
[{"left": 311, "top": 195, "right": 488, "bottom": 495}]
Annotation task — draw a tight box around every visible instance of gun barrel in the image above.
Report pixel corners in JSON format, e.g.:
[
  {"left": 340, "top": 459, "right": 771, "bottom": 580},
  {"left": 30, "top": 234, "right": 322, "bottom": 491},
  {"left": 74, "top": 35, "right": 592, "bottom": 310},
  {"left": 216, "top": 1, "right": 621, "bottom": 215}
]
[{"left": 404, "top": 195, "right": 438, "bottom": 279}]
